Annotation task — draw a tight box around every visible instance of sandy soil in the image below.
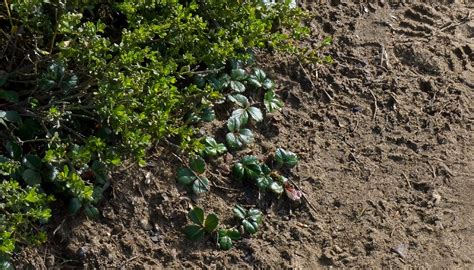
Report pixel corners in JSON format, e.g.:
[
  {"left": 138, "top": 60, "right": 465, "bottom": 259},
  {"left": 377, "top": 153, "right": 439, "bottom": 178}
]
[{"left": 14, "top": 1, "right": 473, "bottom": 269}]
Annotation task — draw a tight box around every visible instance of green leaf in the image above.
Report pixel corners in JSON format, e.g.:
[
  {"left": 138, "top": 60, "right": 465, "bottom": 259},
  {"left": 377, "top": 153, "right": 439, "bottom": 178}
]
[
  {"left": 247, "top": 107, "right": 263, "bottom": 122},
  {"left": 244, "top": 163, "right": 261, "bottom": 180},
  {"left": 22, "top": 169, "right": 41, "bottom": 186},
  {"left": 5, "top": 141, "right": 21, "bottom": 160},
  {"left": 189, "top": 156, "right": 206, "bottom": 174},
  {"left": 23, "top": 155, "right": 43, "bottom": 171},
  {"left": 201, "top": 107, "right": 216, "bottom": 122},
  {"left": 256, "top": 175, "right": 272, "bottom": 190},
  {"left": 270, "top": 181, "right": 284, "bottom": 194},
  {"left": 238, "top": 128, "right": 254, "bottom": 145},
  {"left": 264, "top": 90, "right": 283, "bottom": 113},
  {"left": 204, "top": 213, "right": 219, "bottom": 233},
  {"left": 0, "top": 258, "right": 14, "bottom": 270},
  {"left": 228, "top": 94, "right": 250, "bottom": 108},
  {"left": 232, "top": 156, "right": 262, "bottom": 180},
  {"left": 68, "top": 197, "right": 82, "bottom": 215},
  {"left": 0, "top": 73, "right": 7, "bottom": 87},
  {"left": 230, "top": 81, "right": 245, "bottom": 93},
  {"left": 0, "top": 90, "right": 18, "bottom": 103},
  {"left": 177, "top": 167, "right": 196, "bottom": 186},
  {"left": 253, "top": 68, "right": 266, "bottom": 81},
  {"left": 192, "top": 176, "right": 210, "bottom": 194},
  {"left": 231, "top": 108, "right": 248, "bottom": 124},
  {"left": 218, "top": 235, "right": 233, "bottom": 250},
  {"left": 275, "top": 148, "right": 299, "bottom": 167},
  {"left": 203, "top": 137, "right": 226, "bottom": 157},
  {"left": 226, "top": 133, "right": 241, "bottom": 149},
  {"left": 233, "top": 204, "right": 247, "bottom": 219},
  {"left": 188, "top": 207, "right": 205, "bottom": 226},
  {"left": 242, "top": 219, "right": 259, "bottom": 234},
  {"left": 0, "top": 110, "right": 21, "bottom": 124},
  {"left": 262, "top": 78, "right": 274, "bottom": 90},
  {"left": 232, "top": 163, "right": 245, "bottom": 181},
  {"left": 184, "top": 225, "right": 205, "bottom": 241},
  {"left": 261, "top": 164, "right": 271, "bottom": 175},
  {"left": 84, "top": 206, "right": 99, "bottom": 219},
  {"left": 248, "top": 208, "right": 263, "bottom": 224},
  {"left": 227, "top": 116, "right": 242, "bottom": 132},
  {"left": 226, "top": 229, "right": 241, "bottom": 240},
  {"left": 321, "top": 36, "right": 333, "bottom": 46},
  {"left": 231, "top": 68, "right": 246, "bottom": 80}
]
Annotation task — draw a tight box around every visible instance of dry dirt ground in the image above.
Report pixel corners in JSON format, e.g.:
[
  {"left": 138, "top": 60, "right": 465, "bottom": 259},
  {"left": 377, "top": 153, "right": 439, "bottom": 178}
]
[{"left": 14, "top": 1, "right": 473, "bottom": 269}]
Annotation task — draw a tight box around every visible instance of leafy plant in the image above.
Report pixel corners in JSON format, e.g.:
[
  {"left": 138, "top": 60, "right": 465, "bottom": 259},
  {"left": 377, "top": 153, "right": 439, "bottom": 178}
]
[
  {"left": 217, "top": 228, "right": 241, "bottom": 250},
  {"left": 247, "top": 68, "right": 274, "bottom": 90},
  {"left": 232, "top": 156, "right": 262, "bottom": 181},
  {"left": 201, "top": 137, "right": 227, "bottom": 157},
  {"left": 264, "top": 90, "right": 284, "bottom": 113},
  {"left": 226, "top": 117, "right": 254, "bottom": 149},
  {"left": 228, "top": 69, "right": 247, "bottom": 93},
  {"left": 233, "top": 205, "right": 263, "bottom": 235},
  {"left": 176, "top": 156, "right": 210, "bottom": 194},
  {"left": 184, "top": 207, "right": 219, "bottom": 241},
  {"left": 228, "top": 94, "right": 263, "bottom": 123},
  {"left": 275, "top": 148, "right": 299, "bottom": 167}
]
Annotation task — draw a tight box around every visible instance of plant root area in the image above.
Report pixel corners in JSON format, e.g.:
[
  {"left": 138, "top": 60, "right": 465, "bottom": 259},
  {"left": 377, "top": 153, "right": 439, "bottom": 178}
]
[{"left": 14, "top": 1, "right": 473, "bottom": 268}]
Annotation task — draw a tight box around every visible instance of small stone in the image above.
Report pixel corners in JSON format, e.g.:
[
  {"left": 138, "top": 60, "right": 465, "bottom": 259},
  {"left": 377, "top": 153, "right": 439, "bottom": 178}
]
[
  {"left": 140, "top": 219, "right": 153, "bottom": 231},
  {"left": 334, "top": 245, "right": 343, "bottom": 253}
]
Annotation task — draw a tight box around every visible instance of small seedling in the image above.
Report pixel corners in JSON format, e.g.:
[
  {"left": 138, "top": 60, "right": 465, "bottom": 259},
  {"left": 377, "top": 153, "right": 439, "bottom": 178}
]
[
  {"left": 201, "top": 136, "right": 227, "bottom": 157},
  {"left": 275, "top": 148, "right": 299, "bottom": 168},
  {"left": 264, "top": 90, "right": 283, "bottom": 113},
  {"left": 233, "top": 205, "right": 263, "bottom": 234},
  {"left": 184, "top": 207, "right": 219, "bottom": 241},
  {"left": 228, "top": 94, "right": 263, "bottom": 123},
  {"left": 247, "top": 68, "right": 274, "bottom": 90},
  {"left": 217, "top": 228, "right": 241, "bottom": 250},
  {"left": 232, "top": 155, "right": 262, "bottom": 181},
  {"left": 226, "top": 117, "right": 254, "bottom": 149},
  {"left": 176, "top": 156, "right": 210, "bottom": 194}
]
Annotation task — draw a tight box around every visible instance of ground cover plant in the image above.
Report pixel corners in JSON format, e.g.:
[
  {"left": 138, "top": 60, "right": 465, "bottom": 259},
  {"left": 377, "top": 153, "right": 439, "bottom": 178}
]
[{"left": 0, "top": 0, "right": 313, "bottom": 265}]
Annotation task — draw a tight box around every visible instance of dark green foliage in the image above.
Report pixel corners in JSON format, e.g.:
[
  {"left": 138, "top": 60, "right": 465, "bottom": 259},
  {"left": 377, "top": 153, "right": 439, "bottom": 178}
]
[
  {"left": 184, "top": 207, "right": 219, "bottom": 241},
  {"left": 1, "top": 0, "right": 308, "bottom": 258},
  {"left": 233, "top": 205, "right": 263, "bottom": 235}
]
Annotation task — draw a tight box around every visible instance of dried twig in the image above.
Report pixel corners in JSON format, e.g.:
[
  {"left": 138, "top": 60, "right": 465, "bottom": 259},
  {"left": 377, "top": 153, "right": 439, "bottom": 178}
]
[{"left": 368, "top": 89, "right": 378, "bottom": 121}]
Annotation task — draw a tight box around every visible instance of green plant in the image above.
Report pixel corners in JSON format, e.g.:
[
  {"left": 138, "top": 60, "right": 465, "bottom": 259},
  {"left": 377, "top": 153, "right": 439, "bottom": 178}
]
[
  {"left": 229, "top": 94, "right": 263, "bottom": 123},
  {"left": 232, "top": 156, "right": 262, "bottom": 181},
  {"left": 217, "top": 228, "right": 241, "bottom": 250},
  {"left": 184, "top": 207, "right": 219, "bottom": 241},
  {"left": 233, "top": 205, "right": 263, "bottom": 235},
  {"left": 201, "top": 137, "right": 227, "bottom": 157},
  {"left": 264, "top": 90, "right": 284, "bottom": 113},
  {"left": 225, "top": 117, "right": 254, "bottom": 149},
  {"left": 275, "top": 148, "right": 299, "bottom": 167},
  {"left": 1, "top": 0, "right": 311, "bottom": 258},
  {"left": 176, "top": 156, "right": 210, "bottom": 194},
  {"left": 247, "top": 68, "right": 274, "bottom": 90}
]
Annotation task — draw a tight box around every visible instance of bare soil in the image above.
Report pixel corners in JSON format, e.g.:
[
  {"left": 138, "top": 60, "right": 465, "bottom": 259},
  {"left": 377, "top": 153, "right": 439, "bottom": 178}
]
[{"left": 14, "top": 1, "right": 473, "bottom": 269}]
